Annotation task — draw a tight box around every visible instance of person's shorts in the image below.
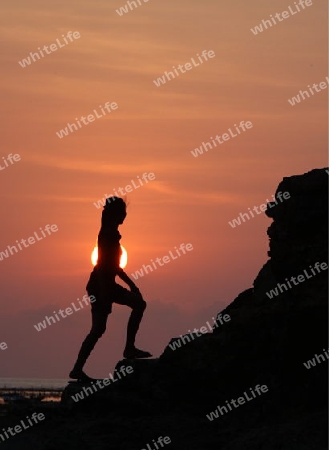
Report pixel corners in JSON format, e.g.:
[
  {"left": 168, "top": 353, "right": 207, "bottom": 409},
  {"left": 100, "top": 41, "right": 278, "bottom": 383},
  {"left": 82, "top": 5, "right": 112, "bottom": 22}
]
[{"left": 86, "top": 269, "right": 142, "bottom": 314}]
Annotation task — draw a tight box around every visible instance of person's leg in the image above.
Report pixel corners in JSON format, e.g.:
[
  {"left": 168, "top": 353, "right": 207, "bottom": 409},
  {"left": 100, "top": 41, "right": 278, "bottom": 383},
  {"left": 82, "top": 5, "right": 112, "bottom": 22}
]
[
  {"left": 69, "top": 310, "right": 109, "bottom": 380},
  {"left": 113, "top": 286, "right": 152, "bottom": 358}
]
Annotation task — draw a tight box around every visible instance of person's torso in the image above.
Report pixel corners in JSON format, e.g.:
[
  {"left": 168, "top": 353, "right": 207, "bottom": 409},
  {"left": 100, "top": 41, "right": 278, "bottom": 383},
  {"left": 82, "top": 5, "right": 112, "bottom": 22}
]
[{"left": 96, "top": 228, "right": 122, "bottom": 275}]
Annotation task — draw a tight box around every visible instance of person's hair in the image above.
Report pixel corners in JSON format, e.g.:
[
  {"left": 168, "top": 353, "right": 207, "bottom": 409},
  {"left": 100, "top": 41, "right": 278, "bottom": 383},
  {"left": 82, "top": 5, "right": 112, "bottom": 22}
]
[
  {"left": 104, "top": 196, "right": 126, "bottom": 210},
  {"left": 101, "top": 197, "right": 127, "bottom": 225}
]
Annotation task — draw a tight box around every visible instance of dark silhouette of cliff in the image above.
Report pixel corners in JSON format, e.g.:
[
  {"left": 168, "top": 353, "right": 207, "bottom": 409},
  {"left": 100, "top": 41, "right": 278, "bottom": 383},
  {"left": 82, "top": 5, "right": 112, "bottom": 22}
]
[{"left": 6, "top": 168, "right": 327, "bottom": 450}]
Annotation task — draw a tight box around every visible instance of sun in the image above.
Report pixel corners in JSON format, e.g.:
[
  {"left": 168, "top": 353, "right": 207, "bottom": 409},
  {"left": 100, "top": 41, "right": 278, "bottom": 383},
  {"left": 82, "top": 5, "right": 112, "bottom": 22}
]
[
  {"left": 91, "top": 245, "right": 128, "bottom": 269},
  {"left": 120, "top": 246, "right": 128, "bottom": 268}
]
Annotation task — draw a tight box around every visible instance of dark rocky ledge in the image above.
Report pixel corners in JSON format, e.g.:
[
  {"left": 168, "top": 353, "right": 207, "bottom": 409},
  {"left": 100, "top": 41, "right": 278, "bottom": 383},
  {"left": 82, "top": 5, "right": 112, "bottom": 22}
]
[{"left": 57, "top": 168, "right": 328, "bottom": 449}]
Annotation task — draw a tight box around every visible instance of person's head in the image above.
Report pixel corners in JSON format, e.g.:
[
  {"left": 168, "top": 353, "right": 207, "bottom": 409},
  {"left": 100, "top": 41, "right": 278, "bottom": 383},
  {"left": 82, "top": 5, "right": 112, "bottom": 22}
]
[{"left": 102, "top": 197, "right": 127, "bottom": 226}]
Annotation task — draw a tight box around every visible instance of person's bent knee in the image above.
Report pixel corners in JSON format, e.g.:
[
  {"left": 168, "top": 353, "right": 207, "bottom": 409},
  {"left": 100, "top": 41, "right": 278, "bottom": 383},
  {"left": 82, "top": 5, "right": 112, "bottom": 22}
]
[{"left": 135, "top": 298, "right": 146, "bottom": 312}]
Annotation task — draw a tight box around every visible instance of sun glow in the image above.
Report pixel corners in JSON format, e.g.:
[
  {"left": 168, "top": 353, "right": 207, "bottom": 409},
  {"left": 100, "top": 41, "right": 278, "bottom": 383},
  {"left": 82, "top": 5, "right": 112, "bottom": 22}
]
[{"left": 91, "top": 245, "right": 128, "bottom": 269}]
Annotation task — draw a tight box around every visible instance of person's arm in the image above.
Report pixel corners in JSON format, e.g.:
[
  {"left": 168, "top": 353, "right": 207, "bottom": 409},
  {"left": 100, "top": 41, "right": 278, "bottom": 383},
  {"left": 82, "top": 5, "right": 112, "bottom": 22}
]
[{"left": 117, "top": 268, "right": 140, "bottom": 293}]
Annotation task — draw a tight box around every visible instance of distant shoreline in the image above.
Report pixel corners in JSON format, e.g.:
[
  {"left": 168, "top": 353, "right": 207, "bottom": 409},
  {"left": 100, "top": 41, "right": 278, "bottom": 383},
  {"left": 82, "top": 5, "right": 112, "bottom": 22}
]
[{"left": 0, "top": 378, "right": 68, "bottom": 390}]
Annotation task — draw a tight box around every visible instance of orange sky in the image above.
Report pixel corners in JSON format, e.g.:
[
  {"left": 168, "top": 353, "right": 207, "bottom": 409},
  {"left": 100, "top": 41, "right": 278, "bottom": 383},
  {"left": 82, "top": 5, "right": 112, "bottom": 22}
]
[{"left": 0, "top": 0, "right": 327, "bottom": 378}]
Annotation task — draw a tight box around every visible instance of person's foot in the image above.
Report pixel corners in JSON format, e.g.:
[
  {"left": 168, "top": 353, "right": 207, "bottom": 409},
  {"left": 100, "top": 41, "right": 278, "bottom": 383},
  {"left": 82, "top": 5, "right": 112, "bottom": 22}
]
[
  {"left": 69, "top": 369, "right": 95, "bottom": 382},
  {"left": 123, "top": 347, "right": 152, "bottom": 359}
]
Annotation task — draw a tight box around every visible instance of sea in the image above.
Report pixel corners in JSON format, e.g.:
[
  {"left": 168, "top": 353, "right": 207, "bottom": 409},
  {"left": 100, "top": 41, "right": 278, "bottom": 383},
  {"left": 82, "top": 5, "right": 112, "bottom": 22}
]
[
  {"left": 0, "top": 378, "right": 68, "bottom": 404},
  {"left": 0, "top": 378, "right": 68, "bottom": 389}
]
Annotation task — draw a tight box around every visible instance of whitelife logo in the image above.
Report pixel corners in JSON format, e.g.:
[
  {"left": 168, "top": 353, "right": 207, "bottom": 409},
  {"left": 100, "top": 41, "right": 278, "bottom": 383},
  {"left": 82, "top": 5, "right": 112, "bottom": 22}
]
[
  {"left": 190, "top": 121, "right": 253, "bottom": 158},
  {"left": 0, "top": 342, "right": 8, "bottom": 351},
  {"left": 71, "top": 366, "right": 134, "bottom": 403},
  {"left": 228, "top": 191, "right": 290, "bottom": 228},
  {"left": 169, "top": 313, "right": 231, "bottom": 351},
  {"left": 55, "top": 102, "right": 118, "bottom": 139},
  {"left": 303, "top": 349, "right": 329, "bottom": 369},
  {"left": 0, "top": 153, "right": 21, "bottom": 172},
  {"left": 206, "top": 384, "right": 269, "bottom": 421},
  {"left": 34, "top": 295, "right": 96, "bottom": 332},
  {"left": 140, "top": 435, "right": 172, "bottom": 450},
  {"left": 115, "top": 0, "right": 152, "bottom": 17},
  {"left": 18, "top": 31, "right": 81, "bottom": 68},
  {"left": 93, "top": 172, "right": 156, "bottom": 209},
  {"left": 0, "top": 225, "right": 58, "bottom": 262},
  {"left": 0, "top": 412, "right": 45, "bottom": 444},
  {"left": 153, "top": 50, "right": 215, "bottom": 87},
  {"left": 266, "top": 262, "right": 328, "bottom": 299},
  {"left": 288, "top": 76, "right": 329, "bottom": 106},
  {"left": 131, "top": 243, "right": 193, "bottom": 280},
  {"left": 250, "top": 0, "right": 313, "bottom": 35}
]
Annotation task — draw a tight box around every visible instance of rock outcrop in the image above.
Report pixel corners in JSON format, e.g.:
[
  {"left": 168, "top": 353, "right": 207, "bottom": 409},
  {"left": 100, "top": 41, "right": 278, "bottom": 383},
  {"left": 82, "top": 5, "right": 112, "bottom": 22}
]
[{"left": 60, "top": 168, "right": 328, "bottom": 450}]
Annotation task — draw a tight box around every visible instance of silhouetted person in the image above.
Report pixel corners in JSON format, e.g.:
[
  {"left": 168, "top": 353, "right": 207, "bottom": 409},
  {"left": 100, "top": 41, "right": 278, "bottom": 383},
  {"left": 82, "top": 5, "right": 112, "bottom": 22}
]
[{"left": 69, "top": 197, "right": 151, "bottom": 381}]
